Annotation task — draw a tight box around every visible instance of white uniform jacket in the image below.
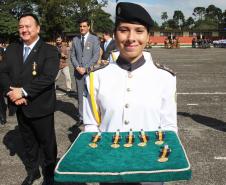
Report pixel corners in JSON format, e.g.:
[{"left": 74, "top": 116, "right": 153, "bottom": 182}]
[{"left": 83, "top": 52, "right": 177, "bottom": 133}]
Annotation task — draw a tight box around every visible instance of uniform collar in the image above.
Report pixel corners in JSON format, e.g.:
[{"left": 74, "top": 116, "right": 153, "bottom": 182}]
[{"left": 116, "top": 55, "right": 145, "bottom": 72}]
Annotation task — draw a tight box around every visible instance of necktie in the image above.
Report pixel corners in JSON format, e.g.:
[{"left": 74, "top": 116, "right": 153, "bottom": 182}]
[
  {"left": 23, "top": 46, "right": 30, "bottom": 63},
  {"left": 81, "top": 36, "right": 85, "bottom": 51},
  {"left": 104, "top": 41, "right": 108, "bottom": 51}
]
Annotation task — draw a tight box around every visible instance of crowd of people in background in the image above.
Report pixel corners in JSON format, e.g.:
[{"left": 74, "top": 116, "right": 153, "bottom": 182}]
[
  {"left": 212, "top": 39, "right": 226, "bottom": 48},
  {"left": 192, "top": 36, "right": 212, "bottom": 48},
  {"left": 164, "top": 36, "right": 180, "bottom": 49}
]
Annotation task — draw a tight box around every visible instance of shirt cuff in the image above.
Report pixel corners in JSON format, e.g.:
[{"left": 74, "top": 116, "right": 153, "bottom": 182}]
[
  {"left": 84, "top": 124, "right": 99, "bottom": 132},
  {"left": 22, "top": 88, "right": 28, "bottom": 97}
]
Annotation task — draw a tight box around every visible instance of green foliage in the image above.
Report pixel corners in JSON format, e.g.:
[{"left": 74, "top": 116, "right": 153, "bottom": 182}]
[
  {"left": 161, "top": 12, "right": 168, "bottom": 22},
  {"left": 193, "top": 7, "right": 206, "bottom": 20},
  {"left": 0, "top": 12, "right": 18, "bottom": 37},
  {"left": 1, "top": 1, "right": 225, "bottom": 40},
  {"left": 205, "top": 5, "right": 222, "bottom": 22},
  {"left": 93, "top": 9, "right": 114, "bottom": 33},
  {"left": 0, "top": 0, "right": 110, "bottom": 40},
  {"left": 166, "top": 19, "right": 177, "bottom": 30},
  {"left": 193, "top": 19, "right": 218, "bottom": 30},
  {"left": 164, "top": 4, "right": 225, "bottom": 30},
  {"left": 223, "top": 10, "right": 226, "bottom": 19},
  {"left": 173, "top": 10, "right": 185, "bottom": 29},
  {"left": 183, "top": 17, "right": 195, "bottom": 29}
]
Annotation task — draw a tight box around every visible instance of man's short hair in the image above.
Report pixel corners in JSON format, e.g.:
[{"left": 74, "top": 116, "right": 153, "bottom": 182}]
[
  {"left": 103, "top": 31, "right": 113, "bottom": 37},
  {"left": 18, "top": 13, "right": 40, "bottom": 26},
  {"left": 56, "top": 35, "right": 62, "bottom": 40},
  {"left": 78, "top": 18, "right": 90, "bottom": 26}
]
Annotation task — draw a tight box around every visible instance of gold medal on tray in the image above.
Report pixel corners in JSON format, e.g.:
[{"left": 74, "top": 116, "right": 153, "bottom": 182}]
[
  {"left": 155, "top": 130, "right": 165, "bottom": 145},
  {"left": 124, "top": 129, "right": 134, "bottom": 148},
  {"left": 89, "top": 132, "right": 101, "bottom": 148},
  {"left": 111, "top": 129, "right": 121, "bottom": 148},
  {"left": 158, "top": 145, "right": 171, "bottom": 163},
  {"left": 138, "top": 129, "right": 149, "bottom": 147},
  {"left": 89, "top": 143, "right": 98, "bottom": 148}
]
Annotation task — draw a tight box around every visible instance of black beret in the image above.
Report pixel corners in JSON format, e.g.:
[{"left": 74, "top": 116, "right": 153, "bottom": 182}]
[{"left": 116, "top": 2, "right": 153, "bottom": 28}]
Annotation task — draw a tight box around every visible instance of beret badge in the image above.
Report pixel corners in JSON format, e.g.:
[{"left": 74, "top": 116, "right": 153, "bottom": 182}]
[{"left": 117, "top": 6, "right": 121, "bottom": 16}]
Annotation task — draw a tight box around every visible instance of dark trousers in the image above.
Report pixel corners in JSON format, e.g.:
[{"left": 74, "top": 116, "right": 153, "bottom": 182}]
[
  {"left": 75, "top": 74, "right": 85, "bottom": 121},
  {"left": 0, "top": 93, "right": 7, "bottom": 121},
  {"left": 16, "top": 108, "right": 57, "bottom": 176}
]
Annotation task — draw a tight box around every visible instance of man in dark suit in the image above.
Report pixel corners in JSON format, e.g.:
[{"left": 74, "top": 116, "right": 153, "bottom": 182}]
[
  {"left": 101, "top": 31, "right": 117, "bottom": 60},
  {"left": 0, "top": 13, "right": 59, "bottom": 185},
  {"left": 0, "top": 44, "right": 7, "bottom": 125},
  {"left": 71, "top": 18, "right": 100, "bottom": 124}
]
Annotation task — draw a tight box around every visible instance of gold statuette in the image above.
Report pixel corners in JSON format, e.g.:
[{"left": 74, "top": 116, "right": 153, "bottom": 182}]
[
  {"left": 32, "top": 62, "right": 37, "bottom": 76},
  {"left": 158, "top": 145, "right": 171, "bottom": 163},
  {"left": 111, "top": 129, "right": 121, "bottom": 148},
  {"left": 138, "top": 129, "right": 149, "bottom": 147},
  {"left": 155, "top": 130, "right": 165, "bottom": 145},
  {"left": 89, "top": 132, "right": 101, "bottom": 148},
  {"left": 124, "top": 129, "right": 134, "bottom": 148}
]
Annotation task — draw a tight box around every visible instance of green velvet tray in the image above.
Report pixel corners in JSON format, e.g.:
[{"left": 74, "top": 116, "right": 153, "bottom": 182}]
[{"left": 54, "top": 131, "right": 191, "bottom": 183}]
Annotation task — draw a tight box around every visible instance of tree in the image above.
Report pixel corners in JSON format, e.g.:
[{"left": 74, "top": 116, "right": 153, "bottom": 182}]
[
  {"left": 166, "top": 19, "right": 177, "bottom": 29},
  {"left": 161, "top": 12, "right": 168, "bottom": 22},
  {"left": 0, "top": 0, "right": 112, "bottom": 40},
  {"left": 161, "top": 12, "right": 168, "bottom": 29},
  {"left": 173, "top": 10, "right": 185, "bottom": 29},
  {"left": 152, "top": 21, "right": 160, "bottom": 30},
  {"left": 184, "top": 17, "right": 195, "bottom": 29},
  {"left": 67, "top": 0, "right": 108, "bottom": 32},
  {"left": 193, "top": 19, "right": 218, "bottom": 30},
  {"left": 37, "top": 0, "right": 73, "bottom": 39},
  {"left": 0, "top": 12, "right": 18, "bottom": 39},
  {"left": 193, "top": 7, "right": 206, "bottom": 20},
  {"left": 223, "top": 9, "right": 226, "bottom": 19},
  {"left": 93, "top": 9, "right": 114, "bottom": 33},
  {"left": 205, "top": 4, "right": 222, "bottom": 22},
  {"left": 0, "top": 0, "right": 35, "bottom": 41}
]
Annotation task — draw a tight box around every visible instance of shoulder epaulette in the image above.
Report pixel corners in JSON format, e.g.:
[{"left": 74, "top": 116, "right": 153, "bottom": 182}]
[
  {"left": 86, "top": 60, "right": 109, "bottom": 74},
  {"left": 154, "top": 61, "right": 176, "bottom": 76}
]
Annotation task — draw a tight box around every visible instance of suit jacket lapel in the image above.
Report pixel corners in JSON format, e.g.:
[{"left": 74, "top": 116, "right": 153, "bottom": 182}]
[
  {"left": 77, "top": 36, "right": 83, "bottom": 53},
  {"left": 18, "top": 43, "right": 24, "bottom": 65},
  {"left": 106, "top": 40, "right": 114, "bottom": 52}
]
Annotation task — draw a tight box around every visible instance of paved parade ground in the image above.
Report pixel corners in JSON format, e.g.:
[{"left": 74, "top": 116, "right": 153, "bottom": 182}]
[{"left": 0, "top": 48, "right": 226, "bottom": 185}]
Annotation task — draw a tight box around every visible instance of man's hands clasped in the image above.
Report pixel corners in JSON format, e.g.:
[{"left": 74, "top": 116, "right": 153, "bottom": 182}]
[{"left": 7, "top": 87, "right": 27, "bottom": 105}]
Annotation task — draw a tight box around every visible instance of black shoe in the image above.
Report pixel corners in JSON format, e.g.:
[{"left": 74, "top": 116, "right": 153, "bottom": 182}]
[
  {"left": 21, "top": 171, "right": 41, "bottom": 185},
  {"left": 0, "top": 118, "right": 6, "bottom": 125},
  {"left": 42, "top": 176, "right": 54, "bottom": 185},
  {"left": 66, "top": 90, "right": 75, "bottom": 97},
  {"left": 77, "top": 120, "right": 83, "bottom": 127}
]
